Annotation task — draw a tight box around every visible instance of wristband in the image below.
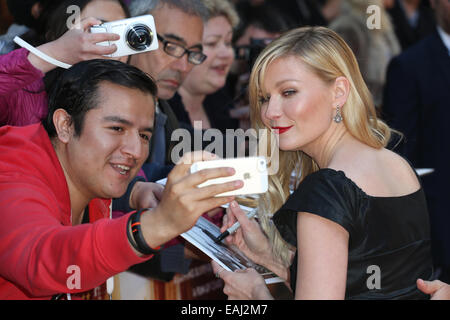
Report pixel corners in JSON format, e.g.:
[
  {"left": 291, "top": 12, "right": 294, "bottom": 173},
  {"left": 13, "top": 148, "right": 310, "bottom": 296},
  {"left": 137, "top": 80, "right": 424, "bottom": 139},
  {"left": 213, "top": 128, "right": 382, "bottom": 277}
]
[{"left": 127, "top": 209, "right": 162, "bottom": 255}]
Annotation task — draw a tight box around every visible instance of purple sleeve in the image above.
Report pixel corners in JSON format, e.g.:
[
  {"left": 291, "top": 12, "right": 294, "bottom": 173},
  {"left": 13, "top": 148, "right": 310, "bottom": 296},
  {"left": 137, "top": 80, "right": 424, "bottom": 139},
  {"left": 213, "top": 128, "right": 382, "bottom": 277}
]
[
  {"left": 0, "top": 48, "right": 44, "bottom": 95},
  {"left": 0, "top": 48, "right": 48, "bottom": 126}
]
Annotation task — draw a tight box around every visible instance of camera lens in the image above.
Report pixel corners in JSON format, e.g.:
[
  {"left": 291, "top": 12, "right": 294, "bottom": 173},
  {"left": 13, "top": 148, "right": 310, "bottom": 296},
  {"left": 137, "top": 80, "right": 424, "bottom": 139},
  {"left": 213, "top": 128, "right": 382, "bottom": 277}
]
[
  {"left": 126, "top": 24, "right": 153, "bottom": 51},
  {"left": 257, "top": 159, "right": 267, "bottom": 172}
]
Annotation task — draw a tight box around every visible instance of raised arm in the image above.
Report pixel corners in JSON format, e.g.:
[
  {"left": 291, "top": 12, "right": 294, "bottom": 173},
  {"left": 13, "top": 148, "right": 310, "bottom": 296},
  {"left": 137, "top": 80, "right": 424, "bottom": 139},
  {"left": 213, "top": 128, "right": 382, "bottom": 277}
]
[
  {"left": 0, "top": 18, "right": 119, "bottom": 95},
  {"left": 0, "top": 151, "right": 243, "bottom": 297},
  {"left": 0, "top": 17, "right": 121, "bottom": 126},
  {"left": 27, "top": 17, "right": 120, "bottom": 74},
  {"left": 137, "top": 151, "right": 243, "bottom": 253}
]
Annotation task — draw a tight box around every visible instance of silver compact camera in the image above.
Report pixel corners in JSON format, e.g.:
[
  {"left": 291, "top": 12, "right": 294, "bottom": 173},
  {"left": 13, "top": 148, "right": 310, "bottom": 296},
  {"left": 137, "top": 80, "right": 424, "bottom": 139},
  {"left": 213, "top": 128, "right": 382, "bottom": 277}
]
[{"left": 90, "top": 15, "right": 158, "bottom": 57}]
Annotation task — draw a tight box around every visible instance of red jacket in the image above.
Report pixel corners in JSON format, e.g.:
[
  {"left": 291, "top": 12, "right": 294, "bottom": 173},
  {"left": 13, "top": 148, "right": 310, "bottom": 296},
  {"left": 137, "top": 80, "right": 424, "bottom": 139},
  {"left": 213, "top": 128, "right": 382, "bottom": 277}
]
[{"left": 0, "top": 124, "right": 149, "bottom": 299}]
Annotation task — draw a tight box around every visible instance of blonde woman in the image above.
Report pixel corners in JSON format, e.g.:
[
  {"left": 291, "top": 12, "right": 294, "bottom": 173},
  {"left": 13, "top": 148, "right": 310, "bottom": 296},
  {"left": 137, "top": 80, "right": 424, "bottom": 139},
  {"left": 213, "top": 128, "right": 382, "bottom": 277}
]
[{"left": 212, "top": 26, "right": 433, "bottom": 300}]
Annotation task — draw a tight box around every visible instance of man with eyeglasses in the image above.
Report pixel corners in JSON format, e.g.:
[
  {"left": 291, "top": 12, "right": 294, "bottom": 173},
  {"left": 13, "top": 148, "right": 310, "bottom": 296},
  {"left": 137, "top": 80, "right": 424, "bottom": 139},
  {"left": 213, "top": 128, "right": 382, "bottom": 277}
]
[
  {"left": 129, "top": 2, "right": 207, "bottom": 101},
  {"left": 125, "top": 0, "right": 208, "bottom": 174},
  {"left": 112, "top": 0, "right": 212, "bottom": 284},
  {"left": 156, "top": 34, "right": 207, "bottom": 66}
]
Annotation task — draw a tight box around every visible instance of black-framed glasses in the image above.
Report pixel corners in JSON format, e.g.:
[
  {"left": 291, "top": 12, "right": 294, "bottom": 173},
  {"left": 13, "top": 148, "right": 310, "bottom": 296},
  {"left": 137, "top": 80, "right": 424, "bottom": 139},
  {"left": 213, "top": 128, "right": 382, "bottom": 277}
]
[{"left": 157, "top": 34, "right": 207, "bottom": 65}]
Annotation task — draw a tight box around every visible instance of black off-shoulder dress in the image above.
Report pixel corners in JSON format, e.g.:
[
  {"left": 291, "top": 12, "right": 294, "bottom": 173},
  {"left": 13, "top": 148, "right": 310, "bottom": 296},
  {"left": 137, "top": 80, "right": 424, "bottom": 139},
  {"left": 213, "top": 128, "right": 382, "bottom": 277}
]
[{"left": 272, "top": 168, "right": 434, "bottom": 299}]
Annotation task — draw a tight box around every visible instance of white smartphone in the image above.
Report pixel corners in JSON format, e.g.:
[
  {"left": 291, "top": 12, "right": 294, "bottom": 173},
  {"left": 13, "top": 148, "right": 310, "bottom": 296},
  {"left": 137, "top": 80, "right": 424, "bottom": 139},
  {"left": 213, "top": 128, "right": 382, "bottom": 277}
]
[{"left": 190, "top": 156, "right": 268, "bottom": 197}]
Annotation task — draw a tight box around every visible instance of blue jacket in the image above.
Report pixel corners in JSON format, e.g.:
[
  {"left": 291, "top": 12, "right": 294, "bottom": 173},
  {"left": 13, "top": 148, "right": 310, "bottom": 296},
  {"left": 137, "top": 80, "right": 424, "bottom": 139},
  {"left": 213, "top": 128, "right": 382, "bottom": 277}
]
[{"left": 383, "top": 28, "right": 450, "bottom": 280}]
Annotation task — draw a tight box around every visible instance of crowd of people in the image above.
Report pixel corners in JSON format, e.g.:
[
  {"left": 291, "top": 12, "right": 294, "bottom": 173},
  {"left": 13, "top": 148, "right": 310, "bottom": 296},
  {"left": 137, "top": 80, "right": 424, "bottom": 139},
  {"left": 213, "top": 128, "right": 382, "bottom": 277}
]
[{"left": 0, "top": 0, "right": 449, "bottom": 300}]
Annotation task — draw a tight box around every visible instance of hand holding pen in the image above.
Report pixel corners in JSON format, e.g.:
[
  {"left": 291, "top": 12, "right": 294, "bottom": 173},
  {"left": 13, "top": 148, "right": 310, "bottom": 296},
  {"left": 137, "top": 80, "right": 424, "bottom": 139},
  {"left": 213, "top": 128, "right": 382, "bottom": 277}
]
[
  {"left": 216, "top": 201, "right": 272, "bottom": 265},
  {"left": 215, "top": 207, "right": 258, "bottom": 243}
]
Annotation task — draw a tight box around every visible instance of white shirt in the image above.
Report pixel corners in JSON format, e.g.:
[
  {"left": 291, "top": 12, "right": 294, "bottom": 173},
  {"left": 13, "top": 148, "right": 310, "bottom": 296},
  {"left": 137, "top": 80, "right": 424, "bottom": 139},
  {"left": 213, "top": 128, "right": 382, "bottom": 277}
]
[{"left": 437, "top": 26, "right": 450, "bottom": 56}]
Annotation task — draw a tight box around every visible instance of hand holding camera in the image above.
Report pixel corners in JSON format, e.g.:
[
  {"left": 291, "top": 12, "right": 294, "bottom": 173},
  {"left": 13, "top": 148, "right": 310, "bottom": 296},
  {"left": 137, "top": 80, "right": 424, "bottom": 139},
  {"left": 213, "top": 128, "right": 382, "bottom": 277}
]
[
  {"left": 29, "top": 17, "right": 121, "bottom": 73},
  {"left": 28, "top": 15, "right": 158, "bottom": 73}
]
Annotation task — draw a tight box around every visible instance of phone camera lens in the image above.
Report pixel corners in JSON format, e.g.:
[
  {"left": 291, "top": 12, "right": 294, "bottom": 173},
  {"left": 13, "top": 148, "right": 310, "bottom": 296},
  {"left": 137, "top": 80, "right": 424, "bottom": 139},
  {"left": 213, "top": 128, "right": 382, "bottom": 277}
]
[{"left": 126, "top": 24, "right": 153, "bottom": 51}]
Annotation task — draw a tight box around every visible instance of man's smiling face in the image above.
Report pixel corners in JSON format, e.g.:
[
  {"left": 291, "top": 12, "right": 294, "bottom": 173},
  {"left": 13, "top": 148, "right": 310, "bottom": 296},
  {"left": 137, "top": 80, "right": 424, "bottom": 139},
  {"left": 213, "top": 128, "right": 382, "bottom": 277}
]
[{"left": 63, "top": 81, "right": 155, "bottom": 200}]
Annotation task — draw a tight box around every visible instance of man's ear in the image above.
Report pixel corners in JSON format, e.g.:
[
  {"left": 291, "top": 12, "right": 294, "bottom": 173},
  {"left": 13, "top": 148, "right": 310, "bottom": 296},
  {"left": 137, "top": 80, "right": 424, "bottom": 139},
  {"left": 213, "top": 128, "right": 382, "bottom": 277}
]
[
  {"left": 333, "top": 76, "right": 350, "bottom": 109},
  {"left": 53, "top": 109, "right": 73, "bottom": 144}
]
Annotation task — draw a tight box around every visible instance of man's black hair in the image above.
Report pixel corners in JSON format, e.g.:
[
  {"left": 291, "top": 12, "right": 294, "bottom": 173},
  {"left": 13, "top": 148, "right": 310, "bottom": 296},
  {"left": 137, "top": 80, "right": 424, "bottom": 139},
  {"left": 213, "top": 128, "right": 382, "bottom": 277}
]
[{"left": 43, "top": 59, "right": 157, "bottom": 138}]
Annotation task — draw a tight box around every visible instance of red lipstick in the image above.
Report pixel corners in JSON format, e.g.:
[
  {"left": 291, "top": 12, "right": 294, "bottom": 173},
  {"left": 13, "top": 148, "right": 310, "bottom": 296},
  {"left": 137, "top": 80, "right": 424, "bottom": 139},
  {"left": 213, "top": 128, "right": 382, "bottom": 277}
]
[{"left": 272, "top": 126, "right": 293, "bottom": 134}]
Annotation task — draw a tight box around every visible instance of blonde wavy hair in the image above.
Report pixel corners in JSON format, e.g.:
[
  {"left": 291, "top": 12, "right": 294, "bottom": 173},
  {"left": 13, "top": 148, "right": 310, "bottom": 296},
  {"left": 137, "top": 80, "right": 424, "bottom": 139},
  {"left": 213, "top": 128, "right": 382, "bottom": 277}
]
[{"left": 249, "top": 26, "right": 393, "bottom": 266}]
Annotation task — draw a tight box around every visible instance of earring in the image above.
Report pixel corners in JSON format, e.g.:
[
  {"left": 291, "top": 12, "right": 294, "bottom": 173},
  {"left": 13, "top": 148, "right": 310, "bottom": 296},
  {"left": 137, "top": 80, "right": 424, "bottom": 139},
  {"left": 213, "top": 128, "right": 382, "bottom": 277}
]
[{"left": 333, "top": 105, "right": 343, "bottom": 123}]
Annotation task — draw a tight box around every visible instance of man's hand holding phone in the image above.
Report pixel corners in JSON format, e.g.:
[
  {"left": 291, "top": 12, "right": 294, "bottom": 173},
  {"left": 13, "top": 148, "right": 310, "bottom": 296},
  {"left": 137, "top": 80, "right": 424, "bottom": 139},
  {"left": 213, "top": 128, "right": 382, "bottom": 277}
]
[
  {"left": 143, "top": 152, "right": 243, "bottom": 244},
  {"left": 189, "top": 156, "right": 268, "bottom": 197}
]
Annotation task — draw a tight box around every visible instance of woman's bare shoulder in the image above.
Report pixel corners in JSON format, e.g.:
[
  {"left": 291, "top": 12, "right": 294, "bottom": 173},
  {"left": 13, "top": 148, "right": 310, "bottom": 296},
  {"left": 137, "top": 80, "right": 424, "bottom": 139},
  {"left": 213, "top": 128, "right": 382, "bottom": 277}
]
[{"left": 330, "top": 148, "right": 420, "bottom": 198}]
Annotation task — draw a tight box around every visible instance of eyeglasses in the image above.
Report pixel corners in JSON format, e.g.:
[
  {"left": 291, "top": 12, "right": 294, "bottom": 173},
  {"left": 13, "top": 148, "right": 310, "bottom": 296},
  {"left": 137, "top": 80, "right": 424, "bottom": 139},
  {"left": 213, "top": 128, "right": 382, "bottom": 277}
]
[{"left": 157, "top": 34, "right": 207, "bottom": 65}]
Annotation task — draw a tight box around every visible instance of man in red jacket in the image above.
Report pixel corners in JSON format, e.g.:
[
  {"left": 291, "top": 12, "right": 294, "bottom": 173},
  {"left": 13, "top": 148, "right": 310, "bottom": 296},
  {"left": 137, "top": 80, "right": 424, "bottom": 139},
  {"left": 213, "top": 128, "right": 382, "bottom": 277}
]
[{"left": 0, "top": 59, "right": 241, "bottom": 299}]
